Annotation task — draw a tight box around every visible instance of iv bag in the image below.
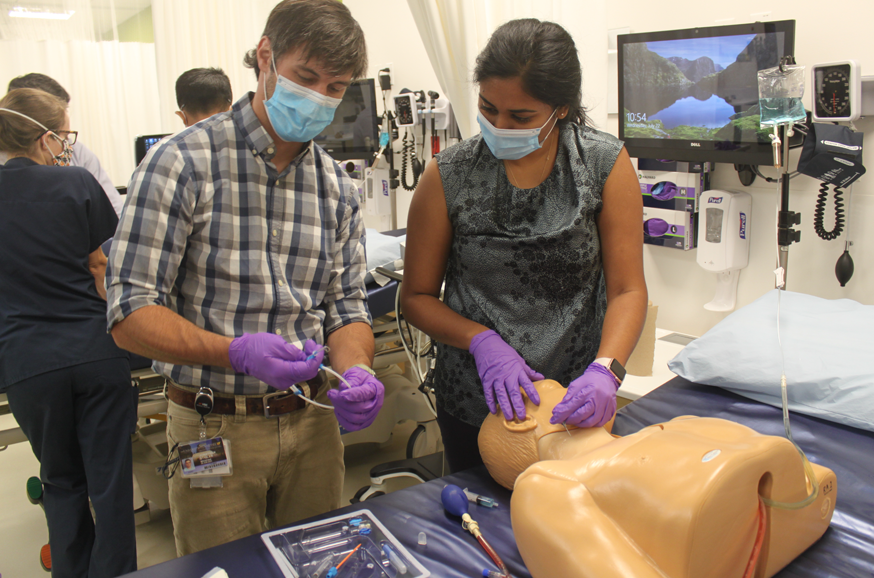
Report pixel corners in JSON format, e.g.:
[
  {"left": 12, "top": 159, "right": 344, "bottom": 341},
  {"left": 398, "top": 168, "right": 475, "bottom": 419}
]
[{"left": 758, "top": 64, "right": 806, "bottom": 126}]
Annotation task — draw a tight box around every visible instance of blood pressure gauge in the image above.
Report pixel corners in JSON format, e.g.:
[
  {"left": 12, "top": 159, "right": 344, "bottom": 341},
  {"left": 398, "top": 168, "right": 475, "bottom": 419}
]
[
  {"left": 393, "top": 93, "right": 418, "bottom": 127},
  {"left": 812, "top": 60, "right": 861, "bottom": 122}
]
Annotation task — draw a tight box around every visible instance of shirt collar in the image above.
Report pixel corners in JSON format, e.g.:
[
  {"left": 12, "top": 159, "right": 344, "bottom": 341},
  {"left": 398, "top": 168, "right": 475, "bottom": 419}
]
[
  {"left": 234, "top": 92, "right": 312, "bottom": 167},
  {"left": 1, "top": 156, "right": 38, "bottom": 168}
]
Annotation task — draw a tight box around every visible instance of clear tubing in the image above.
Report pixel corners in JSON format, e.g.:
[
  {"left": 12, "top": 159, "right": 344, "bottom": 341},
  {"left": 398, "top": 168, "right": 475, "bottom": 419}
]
[
  {"left": 321, "top": 364, "right": 352, "bottom": 389},
  {"left": 291, "top": 385, "right": 333, "bottom": 410},
  {"left": 476, "top": 535, "right": 509, "bottom": 576},
  {"left": 310, "top": 554, "right": 335, "bottom": 578},
  {"left": 761, "top": 286, "right": 819, "bottom": 510}
]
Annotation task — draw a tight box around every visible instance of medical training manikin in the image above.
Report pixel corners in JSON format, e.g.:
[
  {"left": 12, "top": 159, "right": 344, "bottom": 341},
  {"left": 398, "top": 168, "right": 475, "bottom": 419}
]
[{"left": 478, "top": 380, "right": 836, "bottom": 578}]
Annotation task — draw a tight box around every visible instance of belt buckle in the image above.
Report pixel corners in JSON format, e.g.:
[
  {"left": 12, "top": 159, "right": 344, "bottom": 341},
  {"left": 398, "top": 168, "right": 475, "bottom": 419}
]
[{"left": 262, "top": 391, "right": 294, "bottom": 418}]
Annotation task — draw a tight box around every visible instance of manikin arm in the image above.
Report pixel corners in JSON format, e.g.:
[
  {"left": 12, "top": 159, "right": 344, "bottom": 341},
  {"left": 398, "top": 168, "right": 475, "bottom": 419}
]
[{"left": 512, "top": 470, "right": 669, "bottom": 578}]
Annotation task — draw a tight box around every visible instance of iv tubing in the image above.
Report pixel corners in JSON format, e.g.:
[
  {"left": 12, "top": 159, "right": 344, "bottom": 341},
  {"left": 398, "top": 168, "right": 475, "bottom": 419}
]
[
  {"left": 764, "top": 194, "right": 819, "bottom": 511},
  {"left": 477, "top": 535, "right": 510, "bottom": 576},
  {"left": 462, "top": 514, "right": 511, "bottom": 577}
]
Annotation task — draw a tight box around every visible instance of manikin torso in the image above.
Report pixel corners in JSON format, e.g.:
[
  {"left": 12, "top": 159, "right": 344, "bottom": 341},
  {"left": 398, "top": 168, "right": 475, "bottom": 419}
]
[{"left": 478, "top": 380, "right": 836, "bottom": 578}]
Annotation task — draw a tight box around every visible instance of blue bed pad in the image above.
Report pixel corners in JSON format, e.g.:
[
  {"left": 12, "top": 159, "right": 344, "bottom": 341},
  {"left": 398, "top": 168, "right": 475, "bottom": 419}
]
[
  {"left": 366, "top": 280, "right": 399, "bottom": 319},
  {"left": 120, "top": 466, "right": 529, "bottom": 578},
  {"left": 120, "top": 376, "right": 874, "bottom": 578}
]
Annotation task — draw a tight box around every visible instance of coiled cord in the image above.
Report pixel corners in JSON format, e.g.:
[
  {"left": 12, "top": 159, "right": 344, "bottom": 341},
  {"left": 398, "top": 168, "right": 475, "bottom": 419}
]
[
  {"left": 400, "top": 130, "right": 421, "bottom": 191},
  {"left": 813, "top": 182, "right": 845, "bottom": 241}
]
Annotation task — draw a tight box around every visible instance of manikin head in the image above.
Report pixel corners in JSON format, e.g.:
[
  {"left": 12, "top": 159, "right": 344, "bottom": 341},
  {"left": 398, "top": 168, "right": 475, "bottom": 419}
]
[{"left": 478, "top": 380, "right": 615, "bottom": 489}]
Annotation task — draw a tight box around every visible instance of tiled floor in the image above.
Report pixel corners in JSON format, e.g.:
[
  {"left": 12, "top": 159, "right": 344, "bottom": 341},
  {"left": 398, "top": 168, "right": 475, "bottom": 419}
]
[{"left": 0, "top": 413, "right": 426, "bottom": 576}]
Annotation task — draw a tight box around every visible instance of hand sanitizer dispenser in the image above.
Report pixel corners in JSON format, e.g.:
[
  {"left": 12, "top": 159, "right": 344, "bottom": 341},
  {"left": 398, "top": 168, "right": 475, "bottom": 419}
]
[{"left": 697, "top": 190, "right": 752, "bottom": 311}]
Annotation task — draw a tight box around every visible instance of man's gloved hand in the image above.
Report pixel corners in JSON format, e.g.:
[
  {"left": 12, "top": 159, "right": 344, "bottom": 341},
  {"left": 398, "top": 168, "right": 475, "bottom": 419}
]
[
  {"left": 327, "top": 366, "right": 385, "bottom": 431},
  {"left": 228, "top": 333, "right": 324, "bottom": 390},
  {"left": 469, "top": 329, "right": 544, "bottom": 421},
  {"left": 550, "top": 362, "right": 620, "bottom": 428}
]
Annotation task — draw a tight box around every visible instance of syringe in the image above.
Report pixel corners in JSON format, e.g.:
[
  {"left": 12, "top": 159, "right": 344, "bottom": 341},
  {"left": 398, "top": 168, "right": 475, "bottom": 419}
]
[{"left": 463, "top": 488, "right": 498, "bottom": 508}]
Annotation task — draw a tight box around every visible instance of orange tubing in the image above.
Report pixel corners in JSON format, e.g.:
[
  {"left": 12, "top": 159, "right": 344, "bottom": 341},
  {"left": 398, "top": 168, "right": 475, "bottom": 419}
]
[{"left": 743, "top": 498, "right": 768, "bottom": 578}]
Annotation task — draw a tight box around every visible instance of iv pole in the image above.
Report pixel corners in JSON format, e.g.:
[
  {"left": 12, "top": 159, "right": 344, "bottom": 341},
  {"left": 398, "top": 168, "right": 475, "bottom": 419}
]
[{"left": 773, "top": 57, "right": 803, "bottom": 289}]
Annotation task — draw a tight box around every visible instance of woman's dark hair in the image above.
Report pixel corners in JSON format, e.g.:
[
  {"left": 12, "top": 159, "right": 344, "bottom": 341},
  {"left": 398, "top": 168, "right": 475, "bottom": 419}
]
[
  {"left": 474, "top": 19, "right": 587, "bottom": 126},
  {"left": 243, "top": 0, "right": 367, "bottom": 80}
]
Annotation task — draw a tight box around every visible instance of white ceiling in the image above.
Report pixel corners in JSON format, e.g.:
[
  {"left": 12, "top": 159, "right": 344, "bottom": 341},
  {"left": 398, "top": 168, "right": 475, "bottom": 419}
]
[{"left": 2, "top": 0, "right": 151, "bottom": 38}]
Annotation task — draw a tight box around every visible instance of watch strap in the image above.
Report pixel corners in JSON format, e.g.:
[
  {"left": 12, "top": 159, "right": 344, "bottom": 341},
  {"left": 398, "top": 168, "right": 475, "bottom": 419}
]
[
  {"left": 350, "top": 363, "right": 377, "bottom": 377},
  {"left": 594, "top": 357, "right": 626, "bottom": 384}
]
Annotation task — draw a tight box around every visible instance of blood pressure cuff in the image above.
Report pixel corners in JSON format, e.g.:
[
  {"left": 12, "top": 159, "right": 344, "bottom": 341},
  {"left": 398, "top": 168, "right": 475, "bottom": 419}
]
[{"left": 797, "top": 123, "right": 865, "bottom": 187}]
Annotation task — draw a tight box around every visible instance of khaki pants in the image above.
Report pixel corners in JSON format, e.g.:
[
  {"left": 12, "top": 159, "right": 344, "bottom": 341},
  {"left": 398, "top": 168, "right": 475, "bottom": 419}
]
[{"left": 166, "top": 386, "right": 344, "bottom": 556}]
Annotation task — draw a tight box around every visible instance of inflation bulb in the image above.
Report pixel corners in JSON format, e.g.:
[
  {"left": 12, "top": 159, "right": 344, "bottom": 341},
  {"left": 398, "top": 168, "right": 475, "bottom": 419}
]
[{"left": 836, "top": 244, "right": 854, "bottom": 287}]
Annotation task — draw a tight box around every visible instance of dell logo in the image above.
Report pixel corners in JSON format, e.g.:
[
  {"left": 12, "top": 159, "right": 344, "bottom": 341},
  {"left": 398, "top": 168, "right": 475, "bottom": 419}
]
[
  {"left": 739, "top": 213, "right": 747, "bottom": 239},
  {"left": 690, "top": 142, "right": 701, "bottom": 147}
]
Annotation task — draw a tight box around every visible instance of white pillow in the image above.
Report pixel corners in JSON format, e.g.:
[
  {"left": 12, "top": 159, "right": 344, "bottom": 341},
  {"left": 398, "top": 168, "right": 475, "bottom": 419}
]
[
  {"left": 668, "top": 290, "right": 874, "bottom": 433},
  {"left": 364, "top": 229, "right": 405, "bottom": 285}
]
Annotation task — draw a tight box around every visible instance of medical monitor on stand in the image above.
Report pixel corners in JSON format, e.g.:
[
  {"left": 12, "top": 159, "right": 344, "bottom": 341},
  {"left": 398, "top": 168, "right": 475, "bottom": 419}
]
[
  {"left": 618, "top": 20, "right": 796, "bottom": 165},
  {"left": 315, "top": 78, "right": 379, "bottom": 162}
]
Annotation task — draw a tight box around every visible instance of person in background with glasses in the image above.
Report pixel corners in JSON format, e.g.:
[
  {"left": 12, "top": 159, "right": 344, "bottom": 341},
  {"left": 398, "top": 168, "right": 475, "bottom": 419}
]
[
  {"left": 2, "top": 73, "right": 124, "bottom": 216},
  {"left": 0, "top": 88, "right": 137, "bottom": 578}
]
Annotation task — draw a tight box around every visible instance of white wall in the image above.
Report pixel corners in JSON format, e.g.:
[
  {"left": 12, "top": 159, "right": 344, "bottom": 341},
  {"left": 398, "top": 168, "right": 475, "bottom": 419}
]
[
  {"left": 344, "top": 0, "right": 608, "bottom": 230},
  {"left": 348, "top": 0, "right": 873, "bottom": 337},
  {"left": 608, "top": 1, "right": 874, "bottom": 336},
  {"left": 344, "top": 0, "right": 444, "bottom": 230}
]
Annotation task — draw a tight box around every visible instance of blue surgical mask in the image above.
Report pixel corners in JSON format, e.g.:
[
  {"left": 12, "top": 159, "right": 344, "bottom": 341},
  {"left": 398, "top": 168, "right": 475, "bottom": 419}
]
[
  {"left": 263, "top": 55, "right": 341, "bottom": 143},
  {"left": 477, "top": 109, "right": 558, "bottom": 160}
]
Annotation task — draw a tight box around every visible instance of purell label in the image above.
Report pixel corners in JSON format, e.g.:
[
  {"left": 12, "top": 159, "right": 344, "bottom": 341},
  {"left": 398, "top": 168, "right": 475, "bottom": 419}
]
[
  {"left": 739, "top": 213, "right": 747, "bottom": 239},
  {"left": 708, "top": 197, "right": 724, "bottom": 204}
]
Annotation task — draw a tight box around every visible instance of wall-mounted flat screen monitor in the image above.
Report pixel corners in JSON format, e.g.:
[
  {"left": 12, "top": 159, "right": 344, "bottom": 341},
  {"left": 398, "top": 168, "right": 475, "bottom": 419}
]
[
  {"left": 618, "top": 20, "right": 796, "bottom": 165},
  {"left": 315, "top": 78, "right": 379, "bottom": 162}
]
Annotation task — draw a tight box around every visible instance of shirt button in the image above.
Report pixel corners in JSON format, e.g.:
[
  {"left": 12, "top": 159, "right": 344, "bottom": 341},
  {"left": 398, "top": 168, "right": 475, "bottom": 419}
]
[
  {"left": 275, "top": 329, "right": 282, "bottom": 335},
  {"left": 272, "top": 229, "right": 278, "bottom": 237},
  {"left": 252, "top": 149, "right": 258, "bottom": 155},
  {"left": 278, "top": 280, "right": 285, "bottom": 287},
  {"left": 267, "top": 147, "right": 275, "bottom": 155}
]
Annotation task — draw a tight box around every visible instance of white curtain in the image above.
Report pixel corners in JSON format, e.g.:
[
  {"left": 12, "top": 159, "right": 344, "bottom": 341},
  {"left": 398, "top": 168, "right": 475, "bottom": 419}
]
[
  {"left": 0, "top": 40, "right": 160, "bottom": 186},
  {"left": 150, "top": 0, "right": 277, "bottom": 133},
  {"left": 406, "top": 0, "right": 608, "bottom": 138},
  {"left": 0, "top": 0, "right": 160, "bottom": 186}
]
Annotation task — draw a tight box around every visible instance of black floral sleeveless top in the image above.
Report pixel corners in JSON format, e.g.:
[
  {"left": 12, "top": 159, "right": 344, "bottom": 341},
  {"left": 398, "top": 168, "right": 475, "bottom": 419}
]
[{"left": 433, "top": 123, "right": 623, "bottom": 427}]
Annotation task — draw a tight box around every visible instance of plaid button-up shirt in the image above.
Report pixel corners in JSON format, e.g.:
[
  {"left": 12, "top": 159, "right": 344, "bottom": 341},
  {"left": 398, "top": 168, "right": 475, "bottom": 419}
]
[{"left": 106, "top": 94, "right": 370, "bottom": 394}]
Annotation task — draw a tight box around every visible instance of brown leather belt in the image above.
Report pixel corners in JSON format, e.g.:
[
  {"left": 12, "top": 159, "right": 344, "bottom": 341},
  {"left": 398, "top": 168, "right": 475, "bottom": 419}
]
[{"left": 166, "top": 377, "right": 322, "bottom": 418}]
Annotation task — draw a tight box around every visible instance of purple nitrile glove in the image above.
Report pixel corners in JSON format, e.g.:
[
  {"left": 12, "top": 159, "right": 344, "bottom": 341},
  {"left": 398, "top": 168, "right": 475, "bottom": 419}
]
[
  {"left": 228, "top": 333, "right": 324, "bottom": 390},
  {"left": 469, "top": 330, "right": 544, "bottom": 421},
  {"left": 550, "top": 362, "right": 620, "bottom": 428},
  {"left": 326, "top": 367, "right": 385, "bottom": 431}
]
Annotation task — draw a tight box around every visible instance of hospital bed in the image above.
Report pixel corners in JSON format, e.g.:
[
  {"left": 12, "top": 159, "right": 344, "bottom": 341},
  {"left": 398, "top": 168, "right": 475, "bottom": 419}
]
[{"left": 115, "top": 375, "right": 874, "bottom": 578}]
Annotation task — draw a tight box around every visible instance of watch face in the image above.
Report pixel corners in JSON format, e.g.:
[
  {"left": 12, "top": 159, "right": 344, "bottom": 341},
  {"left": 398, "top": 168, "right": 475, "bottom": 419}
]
[
  {"left": 815, "top": 64, "right": 852, "bottom": 119},
  {"left": 610, "top": 359, "right": 627, "bottom": 382}
]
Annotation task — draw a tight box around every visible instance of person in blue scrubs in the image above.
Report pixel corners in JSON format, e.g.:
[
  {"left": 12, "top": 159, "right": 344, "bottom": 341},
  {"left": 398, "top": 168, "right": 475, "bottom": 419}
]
[{"left": 0, "top": 88, "right": 137, "bottom": 578}]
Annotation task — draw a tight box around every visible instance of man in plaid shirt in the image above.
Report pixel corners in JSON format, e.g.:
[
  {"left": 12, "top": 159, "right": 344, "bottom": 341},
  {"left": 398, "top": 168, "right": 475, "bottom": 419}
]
[{"left": 106, "top": 0, "right": 384, "bottom": 555}]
